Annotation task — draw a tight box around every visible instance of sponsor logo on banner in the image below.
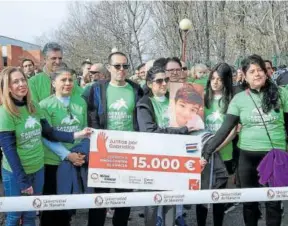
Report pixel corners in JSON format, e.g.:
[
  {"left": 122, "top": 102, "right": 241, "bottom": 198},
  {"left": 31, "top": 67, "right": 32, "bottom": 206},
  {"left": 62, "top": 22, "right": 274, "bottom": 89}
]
[
  {"left": 267, "top": 189, "right": 276, "bottom": 200},
  {"left": 268, "top": 189, "right": 288, "bottom": 199},
  {"left": 95, "top": 196, "right": 104, "bottom": 206},
  {"left": 91, "top": 173, "right": 99, "bottom": 181},
  {"left": 33, "top": 198, "right": 42, "bottom": 209},
  {"left": 101, "top": 195, "right": 128, "bottom": 205},
  {"left": 144, "top": 178, "right": 154, "bottom": 185},
  {"left": 154, "top": 193, "right": 185, "bottom": 205},
  {"left": 211, "top": 192, "right": 220, "bottom": 201},
  {"left": 211, "top": 191, "right": 242, "bottom": 202},
  {"left": 32, "top": 198, "right": 67, "bottom": 208},
  {"left": 128, "top": 176, "right": 142, "bottom": 185},
  {"left": 154, "top": 194, "right": 163, "bottom": 204}
]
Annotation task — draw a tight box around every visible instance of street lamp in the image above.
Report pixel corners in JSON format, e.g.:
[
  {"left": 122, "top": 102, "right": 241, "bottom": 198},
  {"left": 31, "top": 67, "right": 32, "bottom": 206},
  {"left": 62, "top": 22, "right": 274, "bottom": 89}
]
[
  {"left": 111, "top": 47, "right": 118, "bottom": 53},
  {"left": 179, "top": 18, "right": 192, "bottom": 62}
]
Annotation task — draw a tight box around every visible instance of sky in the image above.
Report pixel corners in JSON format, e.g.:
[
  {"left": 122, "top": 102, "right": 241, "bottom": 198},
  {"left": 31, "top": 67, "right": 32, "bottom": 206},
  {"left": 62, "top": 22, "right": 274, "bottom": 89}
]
[{"left": 0, "top": 1, "right": 69, "bottom": 44}]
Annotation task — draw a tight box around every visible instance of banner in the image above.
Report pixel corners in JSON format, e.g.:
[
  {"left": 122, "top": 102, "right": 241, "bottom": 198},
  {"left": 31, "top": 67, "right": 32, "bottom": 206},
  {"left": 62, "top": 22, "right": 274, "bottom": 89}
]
[
  {"left": 169, "top": 82, "right": 205, "bottom": 130},
  {"left": 0, "top": 187, "right": 288, "bottom": 212},
  {"left": 88, "top": 130, "right": 202, "bottom": 190}
]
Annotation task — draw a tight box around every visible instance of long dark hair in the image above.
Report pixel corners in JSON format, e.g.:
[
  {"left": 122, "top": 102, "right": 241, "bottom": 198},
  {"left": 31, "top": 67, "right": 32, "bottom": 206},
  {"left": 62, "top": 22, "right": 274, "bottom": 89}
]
[
  {"left": 204, "top": 63, "right": 233, "bottom": 113},
  {"left": 241, "top": 54, "right": 280, "bottom": 113}
]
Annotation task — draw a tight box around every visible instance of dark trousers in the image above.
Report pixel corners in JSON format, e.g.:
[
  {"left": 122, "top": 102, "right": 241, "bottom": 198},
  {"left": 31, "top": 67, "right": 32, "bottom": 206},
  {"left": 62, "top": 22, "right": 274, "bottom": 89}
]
[
  {"left": 88, "top": 188, "right": 131, "bottom": 226},
  {"left": 196, "top": 181, "right": 227, "bottom": 226},
  {"left": 238, "top": 150, "right": 282, "bottom": 226},
  {"left": 40, "top": 164, "right": 71, "bottom": 226}
]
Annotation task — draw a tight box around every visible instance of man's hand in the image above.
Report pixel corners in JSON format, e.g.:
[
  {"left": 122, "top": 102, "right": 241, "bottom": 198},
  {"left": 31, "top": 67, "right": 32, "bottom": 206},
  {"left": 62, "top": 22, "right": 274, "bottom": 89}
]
[{"left": 67, "top": 153, "right": 85, "bottom": 166}]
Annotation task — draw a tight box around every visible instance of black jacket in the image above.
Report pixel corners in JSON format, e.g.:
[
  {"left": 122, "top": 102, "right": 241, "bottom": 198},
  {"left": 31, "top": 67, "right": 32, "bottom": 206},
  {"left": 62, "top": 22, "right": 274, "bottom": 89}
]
[
  {"left": 136, "top": 95, "right": 188, "bottom": 134},
  {"left": 83, "top": 79, "right": 143, "bottom": 130}
]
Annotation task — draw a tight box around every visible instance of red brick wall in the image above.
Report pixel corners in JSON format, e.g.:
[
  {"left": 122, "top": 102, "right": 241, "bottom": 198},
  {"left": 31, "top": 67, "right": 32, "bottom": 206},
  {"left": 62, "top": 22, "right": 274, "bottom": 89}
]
[{"left": 6, "top": 45, "right": 43, "bottom": 68}]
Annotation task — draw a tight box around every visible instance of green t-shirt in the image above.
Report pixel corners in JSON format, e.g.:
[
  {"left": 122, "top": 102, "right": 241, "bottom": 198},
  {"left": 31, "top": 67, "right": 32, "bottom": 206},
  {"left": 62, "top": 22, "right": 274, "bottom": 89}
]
[
  {"left": 107, "top": 83, "right": 135, "bottom": 131},
  {"left": 0, "top": 104, "right": 44, "bottom": 174},
  {"left": 228, "top": 88, "right": 288, "bottom": 152},
  {"left": 193, "top": 76, "right": 208, "bottom": 88},
  {"left": 205, "top": 96, "right": 233, "bottom": 161},
  {"left": 29, "top": 72, "right": 83, "bottom": 103},
  {"left": 150, "top": 96, "right": 170, "bottom": 128},
  {"left": 39, "top": 95, "right": 87, "bottom": 165}
]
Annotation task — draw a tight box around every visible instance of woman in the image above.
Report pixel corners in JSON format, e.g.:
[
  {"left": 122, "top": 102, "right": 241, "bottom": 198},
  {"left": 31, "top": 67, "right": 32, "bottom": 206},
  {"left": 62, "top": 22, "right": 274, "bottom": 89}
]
[
  {"left": 196, "top": 63, "right": 236, "bottom": 226},
  {"left": 0, "top": 67, "right": 91, "bottom": 226},
  {"left": 202, "top": 55, "right": 288, "bottom": 226},
  {"left": 39, "top": 67, "right": 90, "bottom": 226},
  {"left": 137, "top": 66, "right": 195, "bottom": 226}
]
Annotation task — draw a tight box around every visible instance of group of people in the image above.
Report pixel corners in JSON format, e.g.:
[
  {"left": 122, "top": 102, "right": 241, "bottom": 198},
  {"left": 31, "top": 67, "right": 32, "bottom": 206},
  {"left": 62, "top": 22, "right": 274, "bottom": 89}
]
[{"left": 0, "top": 41, "right": 287, "bottom": 226}]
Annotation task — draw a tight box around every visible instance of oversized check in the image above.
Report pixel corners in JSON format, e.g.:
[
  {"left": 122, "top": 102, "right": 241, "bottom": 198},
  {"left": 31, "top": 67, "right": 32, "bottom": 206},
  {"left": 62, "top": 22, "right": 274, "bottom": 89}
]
[{"left": 88, "top": 129, "right": 202, "bottom": 190}]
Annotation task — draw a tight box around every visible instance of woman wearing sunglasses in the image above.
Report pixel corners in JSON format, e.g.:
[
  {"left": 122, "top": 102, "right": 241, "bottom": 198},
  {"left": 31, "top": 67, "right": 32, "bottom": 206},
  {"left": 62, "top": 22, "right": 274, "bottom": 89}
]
[
  {"left": 39, "top": 67, "right": 90, "bottom": 226},
  {"left": 0, "top": 67, "right": 91, "bottom": 226},
  {"left": 137, "top": 66, "right": 195, "bottom": 226}
]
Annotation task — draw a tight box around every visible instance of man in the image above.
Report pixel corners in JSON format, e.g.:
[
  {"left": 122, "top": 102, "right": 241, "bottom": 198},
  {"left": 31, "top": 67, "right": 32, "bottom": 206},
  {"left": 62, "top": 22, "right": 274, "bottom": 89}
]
[
  {"left": 83, "top": 52, "right": 143, "bottom": 226},
  {"left": 137, "top": 63, "right": 146, "bottom": 87},
  {"left": 81, "top": 60, "right": 92, "bottom": 77},
  {"left": 29, "top": 42, "right": 83, "bottom": 103},
  {"left": 89, "top": 63, "right": 107, "bottom": 81},
  {"left": 264, "top": 60, "right": 274, "bottom": 77},
  {"left": 22, "top": 59, "right": 35, "bottom": 78}
]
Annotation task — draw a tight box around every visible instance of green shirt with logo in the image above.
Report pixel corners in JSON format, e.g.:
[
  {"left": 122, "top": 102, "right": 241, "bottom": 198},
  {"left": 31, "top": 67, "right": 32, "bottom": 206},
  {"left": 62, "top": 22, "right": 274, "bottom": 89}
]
[
  {"left": 205, "top": 97, "right": 233, "bottom": 161},
  {"left": 228, "top": 88, "right": 288, "bottom": 152},
  {"left": 150, "top": 96, "right": 170, "bottom": 128},
  {"left": 107, "top": 83, "right": 135, "bottom": 131},
  {"left": 39, "top": 95, "right": 87, "bottom": 165},
  {"left": 29, "top": 72, "right": 84, "bottom": 103},
  {"left": 0, "top": 104, "right": 44, "bottom": 174}
]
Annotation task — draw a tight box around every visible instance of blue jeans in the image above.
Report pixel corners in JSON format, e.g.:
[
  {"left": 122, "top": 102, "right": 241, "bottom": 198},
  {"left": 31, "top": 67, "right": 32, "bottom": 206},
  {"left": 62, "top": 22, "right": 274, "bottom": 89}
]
[{"left": 2, "top": 167, "right": 44, "bottom": 226}]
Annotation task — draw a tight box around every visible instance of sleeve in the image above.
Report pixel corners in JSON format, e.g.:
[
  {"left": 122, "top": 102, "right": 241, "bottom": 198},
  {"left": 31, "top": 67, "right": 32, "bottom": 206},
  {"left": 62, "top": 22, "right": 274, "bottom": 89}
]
[
  {"left": 40, "top": 119, "right": 74, "bottom": 143},
  {"left": 42, "top": 138, "right": 70, "bottom": 161},
  {"left": 0, "top": 132, "right": 31, "bottom": 190},
  {"left": 280, "top": 87, "right": 288, "bottom": 113},
  {"left": 28, "top": 78, "right": 39, "bottom": 103},
  {"left": 227, "top": 96, "right": 240, "bottom": 116},
  {"left": 82, "top": 85, "right": 101, "bottom": 129},
  {"left": 137, "top": 106, "right": 188, "bottom": 134},
  {"left": 82, "top": 100, "right": 88, "bottom": 128},
  {"left": 202, "top": 114, "right": 240, "bottom": 160},
  {"left": 0, "top": 109, "right": 15, "bottom": 132}
]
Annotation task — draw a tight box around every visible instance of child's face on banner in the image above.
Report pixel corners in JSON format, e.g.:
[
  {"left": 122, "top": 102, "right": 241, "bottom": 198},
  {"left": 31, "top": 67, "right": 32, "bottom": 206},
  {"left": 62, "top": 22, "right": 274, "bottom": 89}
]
[{"left": 175, "top": 99, "right": 200, "bottom": 126}]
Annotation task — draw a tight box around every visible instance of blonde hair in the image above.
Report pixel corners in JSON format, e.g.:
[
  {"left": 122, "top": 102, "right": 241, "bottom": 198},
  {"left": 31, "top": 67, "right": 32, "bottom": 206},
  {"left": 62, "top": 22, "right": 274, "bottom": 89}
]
[
  {"left": 0, "top": 67, "right": 35, "bottom": 117},
  {"left": 190, "top": 64, "right": 208, "bottom": 79}
]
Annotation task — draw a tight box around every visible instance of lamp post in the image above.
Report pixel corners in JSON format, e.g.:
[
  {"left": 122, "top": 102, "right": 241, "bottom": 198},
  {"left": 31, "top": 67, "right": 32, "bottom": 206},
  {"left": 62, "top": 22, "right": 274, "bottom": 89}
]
[
  {"left": 111, "top": 47, "right": 118, "bottom": 53},
  {"left": 179, "top": 18, "right": 192, "bottom": 62}
]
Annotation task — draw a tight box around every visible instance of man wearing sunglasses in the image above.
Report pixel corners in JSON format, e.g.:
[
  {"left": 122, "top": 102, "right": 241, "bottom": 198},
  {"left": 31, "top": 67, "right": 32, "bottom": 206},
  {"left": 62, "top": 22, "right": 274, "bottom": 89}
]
[
  {"left": 83, "top": 52, "right": 143, "bottom": 226},
  {"left": 165, "top": 57, "right": 186, "bottom": 83}
]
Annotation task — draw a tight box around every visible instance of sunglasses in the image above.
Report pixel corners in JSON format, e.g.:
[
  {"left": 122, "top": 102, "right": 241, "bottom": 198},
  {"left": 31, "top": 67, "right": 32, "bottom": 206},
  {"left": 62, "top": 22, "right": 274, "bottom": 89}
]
[
  {"left": 111, "top": 64, "right": 130, "bottom": 70},
  {"left": 153, "top": 77, "right": 170, "bottom": 84},
  {"left": 90, "top": 71, "right": 100, "bottom": 74},
  {"left": 182, "top": 67, "right": 188, "bottom": 71}
]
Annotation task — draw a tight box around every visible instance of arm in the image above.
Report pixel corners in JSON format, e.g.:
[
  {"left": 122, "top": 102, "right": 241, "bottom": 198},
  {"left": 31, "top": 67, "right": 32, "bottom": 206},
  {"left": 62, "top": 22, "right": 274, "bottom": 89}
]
[
  {"left": 42, "top": 138, "right": 70, "bottom": 161},
  {"left": 284, "top": 113, "right": 288, "bottom": 139},
  {"left": 137, "top": 106, "right": 188, "bottom": 134},
  {"left": 215, "top": 126, "right": 237, "bottom": 151},
  {"left": 40, "top": 119, "right": 74, "bottom": 143},
  {"left": 0, "top": 132, "right": 31, "bottom": 190},
  {"left": 203, "top": 114, "right": 239, "bottom": 160},
  {"left": 82, "top": 84, "right": 101, "bottom": 129}
]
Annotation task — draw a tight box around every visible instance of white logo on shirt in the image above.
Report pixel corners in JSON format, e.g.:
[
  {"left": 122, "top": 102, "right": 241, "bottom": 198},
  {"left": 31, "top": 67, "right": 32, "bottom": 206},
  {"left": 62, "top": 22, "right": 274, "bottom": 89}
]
[
  {"left": 25, "top": 116, "right": 40, "bottom": 129},
  {"left": 61, "top": 115, "right": 80, "bottom": 125},
  {"left": 206, "top": 110, "right": 222, "bottom": 123},
  {"left": 109, "top": 98, "right": 128, "bottom": 110}
]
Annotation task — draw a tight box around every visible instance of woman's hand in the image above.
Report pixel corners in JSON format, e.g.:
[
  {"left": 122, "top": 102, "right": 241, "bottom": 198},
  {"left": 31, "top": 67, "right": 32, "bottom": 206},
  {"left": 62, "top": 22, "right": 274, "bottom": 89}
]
[
  {"left": 74, "top": 127, "right": 93, "bottom": 139},
  {"left": 67, "top": 153, "right": 85, "bottom": 166},
  {"left": 200, "top": 157, "right": 207, "bottom": 172},
  {"left": 21, "top": 186, "right": 34, "bottom": 195}
]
